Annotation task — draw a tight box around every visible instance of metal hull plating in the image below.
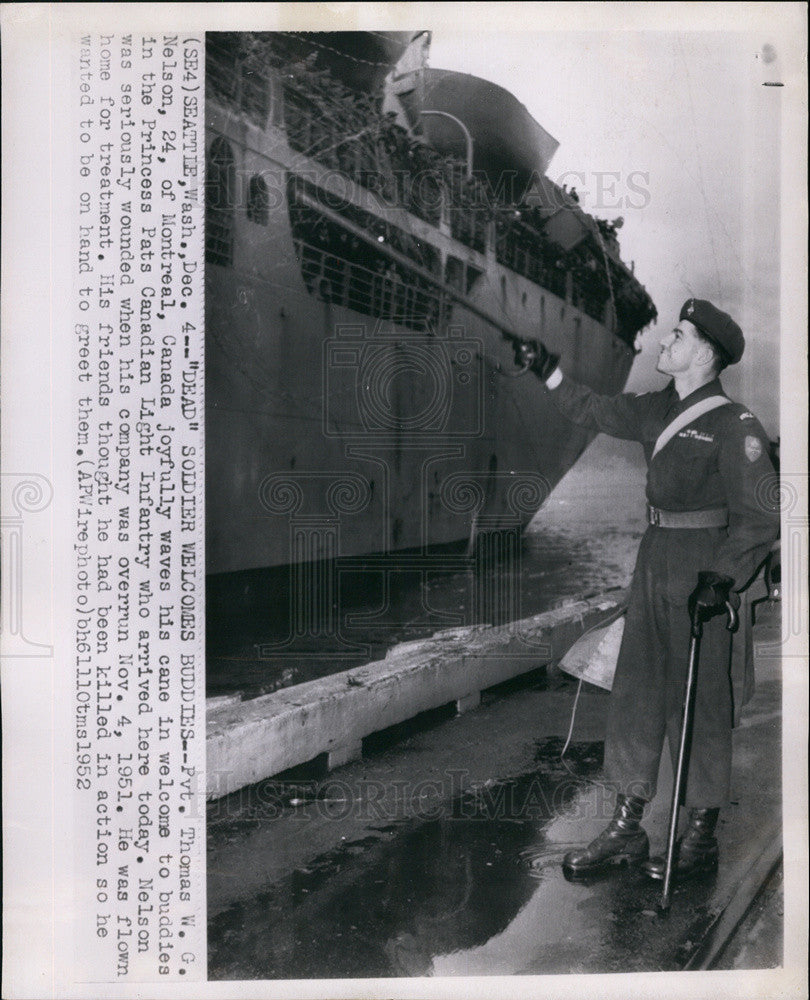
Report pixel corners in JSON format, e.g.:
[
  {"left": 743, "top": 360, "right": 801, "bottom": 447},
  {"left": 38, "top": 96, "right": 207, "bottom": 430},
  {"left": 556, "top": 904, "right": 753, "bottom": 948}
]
[{"left": 205, "top": 103, "right": 635, "bottom": 574}]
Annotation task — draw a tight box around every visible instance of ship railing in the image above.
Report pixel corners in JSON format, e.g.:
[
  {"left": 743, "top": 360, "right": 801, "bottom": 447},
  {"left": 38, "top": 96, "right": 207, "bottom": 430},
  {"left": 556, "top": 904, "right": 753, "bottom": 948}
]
[
  {"left": 207, "top": 34, "right": 273, "bottom": 130},
  {"left": 291, "top": 180, "right": 642, "bottom": 352},
  {"left": 495, "top": 239, "right": 568, "bottom": 299},
  {"left": 449, "top": 207, "right": 488, "bottom": 254},
  {"left": 284, "top": 94, "right": 436, "bottom": 218},
  {"left": 496, "top": 241, "right": 546, "bottom": 286},
  {"left": 283, "top": 91, "right": 515, "bottom": 258},
  {"left": 294, "top": 238, "right": 444, "bottom": 330},
  {"left": 493, "top": 212, "right": 573, "bottom": 299},
  {"left": 570, "top": 280, "right": 609, "bottom": 323},
  {"left": 287, "top": 174, "right": 441, "bottom": 278},
  {"left": 283, "top": 91, "right": 468, "bottom": 230},
  {"left": 291, "top": 175, "right": 610, "bottom": 333},
  {"left": 206, "top": 210, "right": 234, "bottom": 268}
]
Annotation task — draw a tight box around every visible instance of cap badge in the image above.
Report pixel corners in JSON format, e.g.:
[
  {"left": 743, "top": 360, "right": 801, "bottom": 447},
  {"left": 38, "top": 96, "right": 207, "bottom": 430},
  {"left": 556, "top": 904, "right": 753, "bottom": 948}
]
[{"left": 686, "top": 300, "right": 695, "bottom": 316}]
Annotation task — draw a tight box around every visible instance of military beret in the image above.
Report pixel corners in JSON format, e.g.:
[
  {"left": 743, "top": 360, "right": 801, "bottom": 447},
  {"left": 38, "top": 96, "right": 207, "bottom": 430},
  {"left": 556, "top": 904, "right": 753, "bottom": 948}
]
[{"left": 679, "top": 298, "right": 744, "bottom": 364}]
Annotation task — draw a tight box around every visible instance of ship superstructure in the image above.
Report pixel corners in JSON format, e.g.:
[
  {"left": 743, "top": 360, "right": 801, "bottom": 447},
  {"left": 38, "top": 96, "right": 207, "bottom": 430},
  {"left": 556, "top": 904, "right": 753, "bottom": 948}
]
[{"left": 204, "top": 31, "right": 657, "bottom": 574}]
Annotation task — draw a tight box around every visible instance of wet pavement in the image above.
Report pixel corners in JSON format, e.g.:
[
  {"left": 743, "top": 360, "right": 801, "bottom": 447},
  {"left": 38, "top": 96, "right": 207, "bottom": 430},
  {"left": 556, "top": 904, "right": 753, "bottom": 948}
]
[
  {"left": 207, "top": 601, "right": 782, "bottom": 979},
  {"left": 712, "top": 861, "right": 783, "bottom": 970}
]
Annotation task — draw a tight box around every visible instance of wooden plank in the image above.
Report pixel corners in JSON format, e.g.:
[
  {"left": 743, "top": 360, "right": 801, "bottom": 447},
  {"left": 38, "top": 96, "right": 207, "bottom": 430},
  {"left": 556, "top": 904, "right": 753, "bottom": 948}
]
[{"left": 206, "top": 591, "right": 627, "bottom": 800}]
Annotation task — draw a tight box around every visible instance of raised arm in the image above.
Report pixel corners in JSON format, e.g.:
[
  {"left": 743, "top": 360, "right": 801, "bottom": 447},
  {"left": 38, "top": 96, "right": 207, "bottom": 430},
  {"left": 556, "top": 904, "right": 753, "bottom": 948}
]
[{"left": 515, "top": 339, "right": 651, "bottom": 442}]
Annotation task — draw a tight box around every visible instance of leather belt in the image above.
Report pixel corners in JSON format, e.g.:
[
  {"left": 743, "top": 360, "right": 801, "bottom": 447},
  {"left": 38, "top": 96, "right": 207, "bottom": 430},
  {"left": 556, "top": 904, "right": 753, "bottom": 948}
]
[{"left": 647, "top": 505, "right": 729, "bottom": 528}]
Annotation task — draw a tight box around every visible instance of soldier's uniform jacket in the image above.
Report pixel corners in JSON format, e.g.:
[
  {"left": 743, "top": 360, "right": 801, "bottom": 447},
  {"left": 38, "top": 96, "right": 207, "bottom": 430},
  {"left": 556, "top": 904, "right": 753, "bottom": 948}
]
[
  {"left": 548, "top": 373, "right": 779, "bottom": 590},
  {"left": 547, "top": 373, "right": 779, "bottom": 762}
]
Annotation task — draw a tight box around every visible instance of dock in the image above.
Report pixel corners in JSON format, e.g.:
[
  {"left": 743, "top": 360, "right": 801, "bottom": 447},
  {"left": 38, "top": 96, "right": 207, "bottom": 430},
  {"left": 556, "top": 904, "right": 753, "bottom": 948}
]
[
  {"left": 207, "top": 594, "right": 788, "bottom": 978},
  {"left": 206, "top": 590, "right": 627, "bottom": 799}
]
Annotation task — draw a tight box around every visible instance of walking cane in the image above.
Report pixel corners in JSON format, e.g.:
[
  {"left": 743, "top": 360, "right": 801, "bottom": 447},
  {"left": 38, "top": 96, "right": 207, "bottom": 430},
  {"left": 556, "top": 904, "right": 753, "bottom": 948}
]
[{"left": 659, "top": 584, "right": 738, "bottom": 913}]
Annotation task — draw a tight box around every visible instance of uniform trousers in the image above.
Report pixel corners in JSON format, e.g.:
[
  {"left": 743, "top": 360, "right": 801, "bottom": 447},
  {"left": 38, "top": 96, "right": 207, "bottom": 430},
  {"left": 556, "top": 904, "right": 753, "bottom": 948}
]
[{"left": 604, "top": 524, "right": 734, "bottom": 808}]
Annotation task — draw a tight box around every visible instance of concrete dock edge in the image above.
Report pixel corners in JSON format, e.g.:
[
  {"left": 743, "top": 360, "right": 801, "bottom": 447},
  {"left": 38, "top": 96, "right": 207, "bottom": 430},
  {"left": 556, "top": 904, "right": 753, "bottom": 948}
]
[{"left": 206, "top": 590, "right": 627, "bottom": 800}]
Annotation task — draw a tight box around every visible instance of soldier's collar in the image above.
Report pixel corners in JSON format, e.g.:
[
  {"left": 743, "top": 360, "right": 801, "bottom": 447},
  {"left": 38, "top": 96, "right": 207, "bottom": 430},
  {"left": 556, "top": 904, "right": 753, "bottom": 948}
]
[{"left": 678, "top": 377, "right": 725, "bottom": 409}]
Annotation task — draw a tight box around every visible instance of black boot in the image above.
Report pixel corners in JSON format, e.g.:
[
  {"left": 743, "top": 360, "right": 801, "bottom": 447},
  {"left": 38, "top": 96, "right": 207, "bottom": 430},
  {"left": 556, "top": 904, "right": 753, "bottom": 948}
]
[
  {"left": 562, "top": 794, "right": 649, "bottom": 878},
  {"left": 642, "top": 807, "right": 720, "bottom": 880}
]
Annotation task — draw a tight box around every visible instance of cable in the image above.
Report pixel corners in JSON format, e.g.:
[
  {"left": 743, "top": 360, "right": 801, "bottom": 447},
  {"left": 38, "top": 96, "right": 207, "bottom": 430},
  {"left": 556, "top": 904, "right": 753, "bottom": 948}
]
[
  {"left": 284, "top": 32, "right": 402, "bottom": 69},
  {"left": 594, "top": 226, "right": 617, "bottom": 331},
  {"left": 558, "top": 602, "right": 626, "bottom": 781},
  {"left": 560, "top": 678, "right": 583, "bottom": 760}
]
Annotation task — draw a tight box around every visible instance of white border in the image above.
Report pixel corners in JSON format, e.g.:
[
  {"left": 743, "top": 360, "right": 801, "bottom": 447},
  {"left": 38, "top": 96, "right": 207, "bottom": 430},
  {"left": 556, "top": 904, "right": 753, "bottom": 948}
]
[{"left": 2, "top": 3, "right": 807, "bottom": 998}]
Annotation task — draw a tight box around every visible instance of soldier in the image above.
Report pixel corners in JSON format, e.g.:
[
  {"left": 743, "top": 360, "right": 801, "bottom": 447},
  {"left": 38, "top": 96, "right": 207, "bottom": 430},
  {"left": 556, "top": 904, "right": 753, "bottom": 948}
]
[{"left": 515, "top": 299, "right": 779, "bottom": 880}]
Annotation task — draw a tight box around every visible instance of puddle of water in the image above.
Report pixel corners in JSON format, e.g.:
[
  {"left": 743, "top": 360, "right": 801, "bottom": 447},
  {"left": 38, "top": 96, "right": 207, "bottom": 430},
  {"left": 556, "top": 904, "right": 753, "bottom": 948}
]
[
  {"left": 208, "top": 735, "right": 727, "bottom": 979},
  {"left": 208, "top": 738, "right": 602, "bottom": 979}
]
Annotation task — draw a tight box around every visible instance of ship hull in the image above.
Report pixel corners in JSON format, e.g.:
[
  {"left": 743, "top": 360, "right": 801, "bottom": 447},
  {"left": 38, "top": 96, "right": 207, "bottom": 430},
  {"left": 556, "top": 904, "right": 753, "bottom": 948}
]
[{"left": 205, "top": 102, "right": 634, "bottom": 574}]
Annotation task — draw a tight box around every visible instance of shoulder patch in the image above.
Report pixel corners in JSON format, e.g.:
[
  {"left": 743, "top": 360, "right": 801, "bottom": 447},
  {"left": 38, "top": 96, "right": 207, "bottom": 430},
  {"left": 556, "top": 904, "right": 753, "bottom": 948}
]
[{"left": 744, "top": 435, "right": 764, "bottom": 462}]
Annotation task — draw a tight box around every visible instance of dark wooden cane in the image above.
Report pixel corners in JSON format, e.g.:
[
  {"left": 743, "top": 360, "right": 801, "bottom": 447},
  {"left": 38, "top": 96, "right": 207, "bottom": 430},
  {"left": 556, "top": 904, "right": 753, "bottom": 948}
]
[
  {"left": 660, "top": 597, "right": 739, "bottom": 912},
  {"left": 659, "top": 609, "right": 702, "bottom": 912}
]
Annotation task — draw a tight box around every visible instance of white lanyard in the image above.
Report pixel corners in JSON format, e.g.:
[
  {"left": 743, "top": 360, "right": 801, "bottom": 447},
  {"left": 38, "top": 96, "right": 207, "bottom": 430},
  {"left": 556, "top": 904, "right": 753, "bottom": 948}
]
[{"left": 651, "top": 396, "right": 731, "bottom": 459}]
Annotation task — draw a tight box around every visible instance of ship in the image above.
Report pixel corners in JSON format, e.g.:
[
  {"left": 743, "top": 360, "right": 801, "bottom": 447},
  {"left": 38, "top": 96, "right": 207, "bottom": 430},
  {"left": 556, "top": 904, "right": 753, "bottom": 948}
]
[{"left": 204, "top": 31, "right": 657, "bottom": 579}]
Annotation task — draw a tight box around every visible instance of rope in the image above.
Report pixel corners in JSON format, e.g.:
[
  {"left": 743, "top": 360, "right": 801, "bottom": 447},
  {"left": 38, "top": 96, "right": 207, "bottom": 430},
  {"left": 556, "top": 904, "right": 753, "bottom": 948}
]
[
  {"left": 284, "top": 32, "right": 403, "bottom": 68},
  {"left": 557, "top": 603, "right": 627, "bottom": 790},
  {"left": 558, "top": 601, "right": 626, "bottom": 759},
  {"left": 594, "top": 226, "right": 617, "bottom": 332},
  {"left": 560, "top": 678, "right": 583, "bottom": 760}
]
